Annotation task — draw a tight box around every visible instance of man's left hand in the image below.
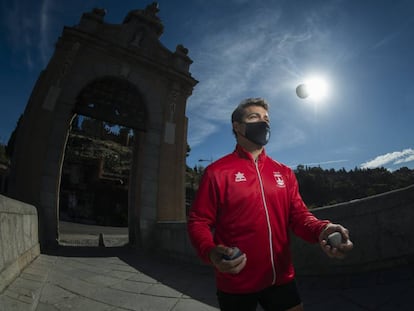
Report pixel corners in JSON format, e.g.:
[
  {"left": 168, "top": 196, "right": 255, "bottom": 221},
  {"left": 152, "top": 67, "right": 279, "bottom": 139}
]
[{"left": 319, "top": 223, "right": 353, "bottom": 259}]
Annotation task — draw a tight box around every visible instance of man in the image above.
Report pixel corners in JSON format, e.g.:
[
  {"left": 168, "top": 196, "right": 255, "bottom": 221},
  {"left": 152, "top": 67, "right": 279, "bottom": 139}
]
[{"left": 187, "top": 98, "right": 353, "bottom": 311}]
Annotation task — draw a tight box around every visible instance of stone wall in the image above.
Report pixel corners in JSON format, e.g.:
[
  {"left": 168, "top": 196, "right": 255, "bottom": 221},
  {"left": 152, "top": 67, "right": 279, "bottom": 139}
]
[
  {"left": 291, "top": 184, "right": 414, "bottom": 275},
  {"left": 155, "top": 221, "right": 199, "bottom": 263},
  {"left": 155, "top": 185, "right": 414, "bottom": 274},
  {"left": 0, "top": 195, "right": 40, "bottom": 293}
]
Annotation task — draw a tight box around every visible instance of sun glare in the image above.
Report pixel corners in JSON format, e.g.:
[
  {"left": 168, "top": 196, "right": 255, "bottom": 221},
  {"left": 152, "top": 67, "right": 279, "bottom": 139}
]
[{"left": 305, "top": 76, "right": 330, "bottom": 101}]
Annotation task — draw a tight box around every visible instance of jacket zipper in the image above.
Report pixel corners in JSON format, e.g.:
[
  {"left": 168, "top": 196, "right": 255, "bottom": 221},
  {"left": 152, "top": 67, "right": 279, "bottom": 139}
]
[{"left": 255, "top": 160, "right": 277, "bottom": 285}]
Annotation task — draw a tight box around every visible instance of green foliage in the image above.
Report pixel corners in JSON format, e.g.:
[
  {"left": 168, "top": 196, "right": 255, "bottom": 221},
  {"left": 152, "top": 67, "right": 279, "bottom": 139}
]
[
  {"left": 295, "top": 166, "right": 414, "bottom": 208},
  {"left": 185, "top": 164, "right": 206, "bottom": 213},
  {"left": 186, "top": 144, "right": 191, "bottom": 157}
]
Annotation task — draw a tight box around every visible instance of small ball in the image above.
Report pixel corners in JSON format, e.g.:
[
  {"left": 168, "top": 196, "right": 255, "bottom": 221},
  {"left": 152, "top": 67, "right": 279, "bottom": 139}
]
[
  {"left": 327, "top": 232, "right": 343, "bottom": 248},
  {"left": 296, "top": 83, "right": 309, "bottom": 99}
]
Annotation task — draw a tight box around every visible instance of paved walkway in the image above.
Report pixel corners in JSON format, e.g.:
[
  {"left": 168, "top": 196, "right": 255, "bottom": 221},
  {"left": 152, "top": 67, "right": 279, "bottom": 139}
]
[
  {"left": 2, "top": 249, "right": 413, "bottom": 311},
  {"left": 1, "top": 222, "right": 413, "bottom": 310},
  {"left": 0, "top": 247, "right": 219, "bottom": 311}
]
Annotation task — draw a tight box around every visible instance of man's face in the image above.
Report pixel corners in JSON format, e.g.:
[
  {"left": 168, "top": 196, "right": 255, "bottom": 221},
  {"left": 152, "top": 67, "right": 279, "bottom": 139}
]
[{"left": 233, "top": 105, "right": 270, "bottom": 137}]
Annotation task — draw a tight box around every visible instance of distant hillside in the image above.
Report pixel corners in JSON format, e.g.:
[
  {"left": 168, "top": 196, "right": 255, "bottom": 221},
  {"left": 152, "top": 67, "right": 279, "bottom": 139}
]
[
  {"left": 64, "top": 133, "right": 132, "bottom": 177},
  {"left": 59, "top": 121, "right": 133, "bottom": 226},
  {"left": 295, "top": 165, "right": 414, "bottom": 208}
]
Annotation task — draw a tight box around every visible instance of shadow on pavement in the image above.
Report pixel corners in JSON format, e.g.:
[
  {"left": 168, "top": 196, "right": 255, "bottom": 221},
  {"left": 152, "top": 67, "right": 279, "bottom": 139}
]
[{"left": 44, "top": 245, "right": 219, "bottom": 308}]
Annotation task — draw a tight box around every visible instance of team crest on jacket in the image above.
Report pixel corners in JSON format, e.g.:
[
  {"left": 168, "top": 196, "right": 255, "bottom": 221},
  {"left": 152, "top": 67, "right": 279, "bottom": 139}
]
[
  {"left": 235, "top": 172, "right": 246, "bottom": 182},
  {"left": 273, "top": 172, "right": 285, "bottom": 187}
]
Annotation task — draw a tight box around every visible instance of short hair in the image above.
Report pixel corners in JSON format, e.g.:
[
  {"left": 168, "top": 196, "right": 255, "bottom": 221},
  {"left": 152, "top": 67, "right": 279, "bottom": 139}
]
[
  {"left": 231, "top": 98, "right": 269, "bottom": 123},
  {"left": 231, "top": 97, "right": 269, "bottom": 136}
]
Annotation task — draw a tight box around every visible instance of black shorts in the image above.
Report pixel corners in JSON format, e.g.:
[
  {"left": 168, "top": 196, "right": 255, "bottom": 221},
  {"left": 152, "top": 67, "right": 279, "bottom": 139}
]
[{"left": 217, "top": 280, "right": 302, "bottom": 311}]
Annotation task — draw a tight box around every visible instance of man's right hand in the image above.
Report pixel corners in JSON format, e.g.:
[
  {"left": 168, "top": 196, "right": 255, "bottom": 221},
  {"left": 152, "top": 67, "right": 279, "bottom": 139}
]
[{"left": 208, "top": 245, "right": 247, "bottom": 274}]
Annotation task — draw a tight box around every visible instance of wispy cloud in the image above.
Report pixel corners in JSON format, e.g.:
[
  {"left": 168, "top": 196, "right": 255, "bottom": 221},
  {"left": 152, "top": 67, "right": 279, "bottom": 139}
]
[
  {"left": 187, "top": 114, "right": 221, "bottom": 147},
  {"left": 2, "top": 1, "right": 33, "bottom": 69},
  {"left": 360, "top": 148, "right": 414, "bottom": 169},
  {"left": 266, "top": 124, "right": 306, "bottom": 154},
  {"left": 39, "top": 0, "right": 51, "bottom": 66},
  {"left": 372, "top": 31, "right": 401, "bottom": 50},
  {"left": 186, "top": 4, "right": 332, "bottom": 148},
  {"left": 2, "top": 0, "right": 52, "bottom": 69},
  {"left": 371, "top": 17, "right": 414, "bottom": 50},
  {"left": 394, "top": 153, "right": 414, "bottom": 164}
]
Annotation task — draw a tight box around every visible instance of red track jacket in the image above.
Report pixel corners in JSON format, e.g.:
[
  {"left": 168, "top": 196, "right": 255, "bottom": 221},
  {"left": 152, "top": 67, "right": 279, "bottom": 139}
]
[{"left": 187, "top": 145, "right": 330, "bottom": 293}]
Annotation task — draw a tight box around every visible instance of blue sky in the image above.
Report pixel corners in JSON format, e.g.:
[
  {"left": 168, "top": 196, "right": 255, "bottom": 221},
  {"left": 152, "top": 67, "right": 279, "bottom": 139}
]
[{"left": 1, "top": 0, "right": 414, "bottom": 171}]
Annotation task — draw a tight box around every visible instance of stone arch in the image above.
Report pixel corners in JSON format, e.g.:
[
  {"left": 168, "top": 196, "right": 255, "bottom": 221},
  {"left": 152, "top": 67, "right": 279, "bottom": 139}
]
[
  {"left": 63, "top": 76, "right": 148, "bottom": 244},
  {"left": 74, "top": 76, "right": 147, "bottom": 131},
  {"left": 7, "top": 4, "right": 197, "bottom": 249}
]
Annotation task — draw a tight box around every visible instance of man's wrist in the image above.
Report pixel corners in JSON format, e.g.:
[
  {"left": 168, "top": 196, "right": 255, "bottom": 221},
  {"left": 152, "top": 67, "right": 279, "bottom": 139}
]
[
  {"left": 319, "top": 222, "right": 332, "bottom": 240},
  {"left": 205, "top": 245, "right": 217, "bottom": 264}
]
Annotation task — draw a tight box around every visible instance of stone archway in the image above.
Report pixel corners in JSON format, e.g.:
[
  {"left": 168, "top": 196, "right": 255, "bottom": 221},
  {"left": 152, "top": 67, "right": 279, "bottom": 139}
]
[
  {"left": 61, "top": 76, "right": 146, "bottom": 243},
  {"left": 75, "top": 76, "right": 147, "bottom": 131},
  {"left": 7, "top": 4, "right": 197, "bottom": 249}
]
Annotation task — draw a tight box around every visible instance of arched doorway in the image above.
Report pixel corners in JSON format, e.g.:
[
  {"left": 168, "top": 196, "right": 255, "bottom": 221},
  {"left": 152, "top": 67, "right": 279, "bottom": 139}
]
[
  {"left": 59, "top": 77, "right": 146, "bottom": 246},
  {"left": 60, "top": 116, "right": 133, "bottom": 227}
]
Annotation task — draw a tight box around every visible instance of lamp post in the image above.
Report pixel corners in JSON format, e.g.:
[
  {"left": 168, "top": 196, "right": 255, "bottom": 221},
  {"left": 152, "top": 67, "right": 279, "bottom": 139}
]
[{"left": 198, "top": 157, "right": 213, "bottom": 164}]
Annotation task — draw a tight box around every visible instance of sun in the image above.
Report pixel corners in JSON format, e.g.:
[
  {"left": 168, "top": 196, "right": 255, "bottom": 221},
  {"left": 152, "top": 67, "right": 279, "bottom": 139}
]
[{"left": 304, "top": 76, "right": 330, "bottom": 101}]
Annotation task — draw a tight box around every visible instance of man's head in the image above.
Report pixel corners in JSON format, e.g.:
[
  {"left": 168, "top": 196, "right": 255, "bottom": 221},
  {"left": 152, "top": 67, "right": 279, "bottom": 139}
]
[
  {"left": 231, "top": 98, "right": 269, "bottom": 125},
  {"left": 231, "top": 98, "right": 271, "bottom": 147}
]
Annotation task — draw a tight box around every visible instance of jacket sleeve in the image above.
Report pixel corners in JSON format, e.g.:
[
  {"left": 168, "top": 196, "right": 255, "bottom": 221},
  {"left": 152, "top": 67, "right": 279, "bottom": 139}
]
[
  {"left": 187, "top": 168, "right": 218, "bottom": 263},
  {"left": 287, "top": 169, "right": 330, "bottom": 243}
]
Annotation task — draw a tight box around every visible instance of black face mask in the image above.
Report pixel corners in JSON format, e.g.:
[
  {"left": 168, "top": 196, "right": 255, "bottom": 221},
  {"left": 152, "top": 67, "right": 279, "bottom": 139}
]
[{"left": 243, "top": 121, "right": 271, "bottom": 146}]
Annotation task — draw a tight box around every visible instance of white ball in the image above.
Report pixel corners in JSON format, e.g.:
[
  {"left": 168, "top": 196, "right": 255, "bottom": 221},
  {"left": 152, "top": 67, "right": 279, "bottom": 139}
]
[
  {"left": 327, "top": 232, "right": 343, "bottom": 248},
  {"left": 296, "top": 83, "right": 309, "bottom": 99}
]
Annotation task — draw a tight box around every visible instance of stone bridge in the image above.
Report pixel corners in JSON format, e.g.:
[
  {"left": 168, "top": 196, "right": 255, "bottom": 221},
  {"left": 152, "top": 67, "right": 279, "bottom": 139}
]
[{"left": 2, "top": 184, "right": 414, "bottom": 289}]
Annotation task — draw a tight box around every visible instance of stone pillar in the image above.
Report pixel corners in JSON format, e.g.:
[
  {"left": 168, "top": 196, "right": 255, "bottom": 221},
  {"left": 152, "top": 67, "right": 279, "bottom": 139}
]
[
  {"left": 156, "top": 83, "right": 191, "bottom": 221},
  {"left": 128, "top": 131, "right": 145, "bottom": 246}
]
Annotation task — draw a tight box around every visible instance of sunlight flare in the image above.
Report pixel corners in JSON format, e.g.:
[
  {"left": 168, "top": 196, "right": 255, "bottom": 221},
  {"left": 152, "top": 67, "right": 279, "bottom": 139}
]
[{"left": 304, "top": 76, "right": 330, "bottom": 101}]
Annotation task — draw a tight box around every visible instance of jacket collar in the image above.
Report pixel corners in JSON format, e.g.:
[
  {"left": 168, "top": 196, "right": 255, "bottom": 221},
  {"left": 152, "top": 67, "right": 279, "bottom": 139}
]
[{"left": 234, "top": 144, "right": 267, "bottom": 163}]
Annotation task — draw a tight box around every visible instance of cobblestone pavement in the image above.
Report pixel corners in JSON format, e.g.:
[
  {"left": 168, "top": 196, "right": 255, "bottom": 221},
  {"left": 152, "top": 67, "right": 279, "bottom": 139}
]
[{"left": 1, "top": 222, "right": 413, "bottom": 310}]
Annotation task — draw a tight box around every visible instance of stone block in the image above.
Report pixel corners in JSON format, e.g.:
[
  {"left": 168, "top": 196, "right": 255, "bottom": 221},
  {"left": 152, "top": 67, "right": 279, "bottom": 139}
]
[
  {"left": 0, "top": 261, "right": 20, "bottom": 293},
  {"left": 1, "top": 214, "right": 18, "bottom": 264},
  {"left": 22, "top": 214, "right": 33, "bottom": 250},
  {"left": 0, "top": 195, "right": 39, "bottom": 293},
  {"left": 140, "top": 204, "right": 157, "bottom": 221}
]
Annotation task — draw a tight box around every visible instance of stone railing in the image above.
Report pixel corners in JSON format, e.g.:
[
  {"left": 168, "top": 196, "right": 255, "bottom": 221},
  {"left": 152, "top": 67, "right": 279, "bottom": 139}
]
[
  {"left": 291, "top": 184, "right": 414, "bottom": 275},
  {"left": 156, "top": 185, "right": 414, "bottom": 274},
  {"left": 0, "top": 195, "right": 40, "bottom": 293}
]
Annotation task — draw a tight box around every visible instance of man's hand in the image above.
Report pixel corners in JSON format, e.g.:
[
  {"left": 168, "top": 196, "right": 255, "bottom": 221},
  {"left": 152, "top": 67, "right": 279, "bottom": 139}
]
[
  {"left": 208, "top": 245, "right": 247, "bottom": 274},
  {"left": 319, "top": 223, "right": 353, "bottom": 259}
]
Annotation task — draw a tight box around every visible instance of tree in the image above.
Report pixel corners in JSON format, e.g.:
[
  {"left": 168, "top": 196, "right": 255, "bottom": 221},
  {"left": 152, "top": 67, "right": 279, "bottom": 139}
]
[
  {"left": 186, "top": 144, "right": 191, "bottom": 157},
  {"left": 295, "top": 166, "right": 414, "bottom": 208}
]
